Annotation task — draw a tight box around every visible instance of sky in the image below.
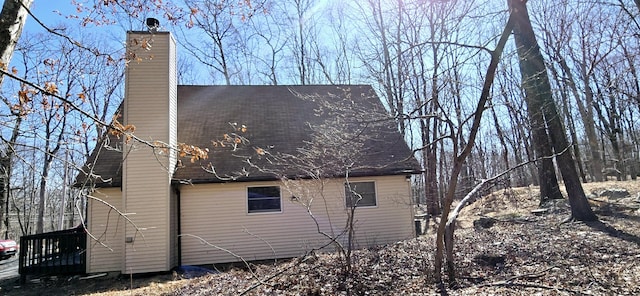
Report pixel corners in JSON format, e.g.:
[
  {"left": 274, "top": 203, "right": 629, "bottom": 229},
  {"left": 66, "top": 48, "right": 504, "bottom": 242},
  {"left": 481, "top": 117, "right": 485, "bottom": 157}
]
[
  {"left": 23, "top": 1, "right": 156, "bottom": 43},
  {"left": 24, "top": 1, "right": 77, "bottom": 34},
  {"left": 19, "top": 0, "right": 344, "bottom": 86}
]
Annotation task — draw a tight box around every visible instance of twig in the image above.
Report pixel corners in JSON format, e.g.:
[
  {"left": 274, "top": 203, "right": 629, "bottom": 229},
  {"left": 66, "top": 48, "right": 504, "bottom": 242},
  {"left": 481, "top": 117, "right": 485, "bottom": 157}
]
[
  {"left": 490, "top": 216, "right": 536, "bottom": 224},
  {"left": 243, "top": 227, "right": 277, "bottom": 264},
  {"left": 239, "top": 252, "right": 315, "bottom": 296},
  {"left": 239, "top": 225, "right": 354, "bottom": 295},
  {"left": 77, "top": 194, "right": 146, "bottom": 252},
  {"left": 503, "top": 265, "right": 556, "bottom": 281},
  {"left": 447, "top": 146, "right": 571, "bottom": 228},
  {"left": 477, "top": 266, "right": 581, "bottom": 294},
  {"left": 19, "top": 1, "right": 115, "bottom": 61},
  {"left": 179, "top": 234, "right": 267, "bottom": 286},
  {"left": 479, "top": 281, "right": 581, "bottom": 294}
]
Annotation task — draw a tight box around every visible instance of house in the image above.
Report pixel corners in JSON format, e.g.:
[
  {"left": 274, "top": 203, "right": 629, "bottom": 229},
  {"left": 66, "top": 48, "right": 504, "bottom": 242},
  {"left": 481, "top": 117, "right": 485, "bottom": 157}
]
[{"left": 76, "top": 29, "right": 421, "bottom": 275}]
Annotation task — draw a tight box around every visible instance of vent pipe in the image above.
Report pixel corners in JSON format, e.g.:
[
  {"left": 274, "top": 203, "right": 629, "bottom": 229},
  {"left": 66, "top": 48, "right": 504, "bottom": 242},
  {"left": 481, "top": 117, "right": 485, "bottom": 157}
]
[{"left": 146, "top": 18, "right": 160, "bottom": 33}]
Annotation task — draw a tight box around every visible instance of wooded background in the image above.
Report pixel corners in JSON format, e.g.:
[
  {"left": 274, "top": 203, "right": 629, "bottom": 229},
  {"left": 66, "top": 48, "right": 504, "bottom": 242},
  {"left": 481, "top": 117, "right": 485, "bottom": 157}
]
[{"left": 0, "top": 0, "right": 638, "bottom": 240}]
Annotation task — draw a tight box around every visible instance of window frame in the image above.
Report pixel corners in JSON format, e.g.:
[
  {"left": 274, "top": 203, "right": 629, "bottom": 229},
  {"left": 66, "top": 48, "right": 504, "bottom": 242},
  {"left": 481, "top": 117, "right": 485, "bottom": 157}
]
[
  {"left": 344, "top": 181, "right": 378, "bottom": 208},
  {"left": 247, "top": 185, "right": 283, "bottom": 214}
]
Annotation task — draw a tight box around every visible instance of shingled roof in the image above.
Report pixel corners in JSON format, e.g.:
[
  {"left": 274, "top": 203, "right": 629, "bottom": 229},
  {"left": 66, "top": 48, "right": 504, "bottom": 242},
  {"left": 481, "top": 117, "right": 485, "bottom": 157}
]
[{"left": 77, "top": 85, "right": 420, "bottom": 188}]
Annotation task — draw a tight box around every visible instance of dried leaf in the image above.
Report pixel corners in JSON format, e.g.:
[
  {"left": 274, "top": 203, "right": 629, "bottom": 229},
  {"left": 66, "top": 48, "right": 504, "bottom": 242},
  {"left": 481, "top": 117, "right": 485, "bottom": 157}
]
[{"left": 44, "top": 82, "right": 59, "bottom": 94}]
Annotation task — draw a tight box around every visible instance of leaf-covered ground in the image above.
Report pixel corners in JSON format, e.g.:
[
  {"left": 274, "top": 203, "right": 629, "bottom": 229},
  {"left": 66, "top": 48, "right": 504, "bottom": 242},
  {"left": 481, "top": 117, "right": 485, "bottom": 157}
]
[{"left": 3, "top": 181, "right": 640, "bottom": 295}]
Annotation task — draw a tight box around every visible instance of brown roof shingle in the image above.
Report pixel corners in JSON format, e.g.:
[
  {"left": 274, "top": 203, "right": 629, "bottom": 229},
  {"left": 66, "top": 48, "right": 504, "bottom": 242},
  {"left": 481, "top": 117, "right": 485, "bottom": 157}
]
[{"left": 76, "top": 85, "right": 420, "bottom": 187}]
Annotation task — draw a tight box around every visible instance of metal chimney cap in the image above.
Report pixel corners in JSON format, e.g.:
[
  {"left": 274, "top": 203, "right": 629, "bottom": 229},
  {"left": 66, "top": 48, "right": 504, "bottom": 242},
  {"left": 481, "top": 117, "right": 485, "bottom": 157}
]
[{"left": 146, "top": 18, "right": 160, "bottom": 33}]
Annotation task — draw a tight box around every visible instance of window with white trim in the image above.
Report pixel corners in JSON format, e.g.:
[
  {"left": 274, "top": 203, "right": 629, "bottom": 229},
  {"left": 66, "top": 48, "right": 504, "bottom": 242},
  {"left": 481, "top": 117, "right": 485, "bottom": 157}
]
[
  {"left": 247, "top": 186, "right": 281, "bottom": 213},
  {"left": 345, "top": 181, "right": 377, "bottom": 207}
]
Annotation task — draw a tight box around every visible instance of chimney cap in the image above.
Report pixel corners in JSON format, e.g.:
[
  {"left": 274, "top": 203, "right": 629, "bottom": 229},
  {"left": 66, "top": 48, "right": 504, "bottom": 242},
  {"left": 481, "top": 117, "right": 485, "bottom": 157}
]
[{"left": 146, "top": 18, "right": 160, "bottom": 33}]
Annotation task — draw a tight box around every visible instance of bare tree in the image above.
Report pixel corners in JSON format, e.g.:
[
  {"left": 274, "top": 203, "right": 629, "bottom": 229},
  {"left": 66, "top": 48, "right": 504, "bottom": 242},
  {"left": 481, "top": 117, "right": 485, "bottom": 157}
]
[
  {"left": 509, "top": 0, "right": 596, "bottom": 221},
  {"left": 244, "top": 11, "right": 287, "bottom": 85},
  {"left": 0, "top": 96, "right": 22, "bottom": 238},
  {"left": 434, "top": 5, "right": 516, "bottom": 283},
  {"left": 178, "top": 0, "right": 241, "bottom": 85}
]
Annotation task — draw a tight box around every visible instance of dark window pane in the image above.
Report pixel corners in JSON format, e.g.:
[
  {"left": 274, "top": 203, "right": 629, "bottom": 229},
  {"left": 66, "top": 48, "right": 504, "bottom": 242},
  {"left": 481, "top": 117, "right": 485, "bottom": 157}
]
[
  {"left": 248, "top": 186, "right": 281, "bottom": 213},
  {"left": 345, "top": 182, "right": 376, "bottom": 207}
]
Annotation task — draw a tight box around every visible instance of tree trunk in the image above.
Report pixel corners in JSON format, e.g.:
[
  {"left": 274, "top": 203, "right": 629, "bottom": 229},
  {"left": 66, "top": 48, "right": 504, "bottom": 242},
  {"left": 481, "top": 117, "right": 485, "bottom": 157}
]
[
  {"left": 0, "top": 108, "right": 22, "bottom": 238},
  {"left": 552, "top": 54, "right": 603, "bottom": 182},
  {"left": 561, "top": 87, "right": 588, "bottom": 183},
  {"left": 0, "top": 0, "right": 33, "bottom": 87},
  {"left": 424, "top": 123, "right": 440, "bottom": 215},
  {"left": 491, "top": 106, "right": 511, "bottom": 187},
  {"left": 508, "top": 2, "right": 562, "bottom": 204},
  {"left": 509, "top": 0, "right": 597, "bottom": 221},
  {"left": 533, "top": 113, "right": 564, "bottom": 204},
  {"left": 580, "top": 69, "right": 604, "bottom": 181},
  {"left": 517, "top": 41, "right": 563, "bottom": 204},
  {"left": 593, "top": 82, "right": 625, "bottom": 181},
  {"left": 504, "top": 98, "right": 536, "bottom": 186},
  {"left": 35, "top": 158, "right": 52, "bottom": 234},
  {"left": 425, "top": 27, "right": 441, "bottom": 216},
  {"left": 0, "top": 156, "right": 9, "bottom": 238},
  {"left": 548, "top": 62, "right": 588, "bottom": 183},
  {"left": 434, "top": 10, "right": 515, "bottom": 283}
]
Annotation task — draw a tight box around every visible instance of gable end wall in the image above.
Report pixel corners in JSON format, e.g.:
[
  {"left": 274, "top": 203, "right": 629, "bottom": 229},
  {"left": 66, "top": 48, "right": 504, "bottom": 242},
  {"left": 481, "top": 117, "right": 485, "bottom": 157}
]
[{"left": 179, "top": 175, "right": 414, "bottom": 265}]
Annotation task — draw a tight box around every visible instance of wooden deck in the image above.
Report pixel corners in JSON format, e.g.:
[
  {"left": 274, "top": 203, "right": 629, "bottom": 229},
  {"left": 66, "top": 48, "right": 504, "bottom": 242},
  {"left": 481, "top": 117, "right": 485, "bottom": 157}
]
[{"left": 19, "top": 226, "right": 86, "bottom": 283}]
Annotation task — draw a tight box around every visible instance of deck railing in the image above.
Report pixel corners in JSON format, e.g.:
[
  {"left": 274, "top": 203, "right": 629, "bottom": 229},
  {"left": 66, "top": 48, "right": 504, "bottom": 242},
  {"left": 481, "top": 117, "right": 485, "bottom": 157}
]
[{"left": 19, "top": 226, "right": 86, "bottom": 282}]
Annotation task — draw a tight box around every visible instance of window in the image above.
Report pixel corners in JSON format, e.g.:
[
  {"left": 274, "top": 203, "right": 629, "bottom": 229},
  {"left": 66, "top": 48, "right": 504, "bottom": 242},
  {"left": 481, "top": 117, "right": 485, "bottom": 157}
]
[
  {"left": 345, "top": 181, "right": 377, "bottom": 207},
  {"left": 248, "top": 186, "right": 281, "bottom": 213}
]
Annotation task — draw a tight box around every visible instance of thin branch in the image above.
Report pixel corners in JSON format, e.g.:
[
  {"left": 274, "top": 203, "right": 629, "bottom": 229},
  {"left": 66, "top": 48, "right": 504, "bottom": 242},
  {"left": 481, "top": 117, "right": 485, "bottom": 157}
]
[
  {"left": 0, "top": 68, "right": 207, "bottom": 169},
  {"left": 178, "top": 233, "right": 267, "bottom": 286},
  {"left": 478, "top": 266, "right": 579, "bottom": 294},
  {"left": 447, "top": 145, "right": 571, "bottom": 227},
  {"left": 242, "top": 227, "right": 277, "bottom": 264},
  {"left": 85, "top": 194, "right": 146, "bottom": 246},
  {"left": 19, "top": 1, "right": 115, "bottom": 61}
]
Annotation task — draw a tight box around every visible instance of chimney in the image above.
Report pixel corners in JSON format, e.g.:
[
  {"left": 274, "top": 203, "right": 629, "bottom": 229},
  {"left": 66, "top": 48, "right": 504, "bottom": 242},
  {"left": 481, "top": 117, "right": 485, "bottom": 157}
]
[{"left": 121, "top": 22, "right": 178, "bottom": 274}]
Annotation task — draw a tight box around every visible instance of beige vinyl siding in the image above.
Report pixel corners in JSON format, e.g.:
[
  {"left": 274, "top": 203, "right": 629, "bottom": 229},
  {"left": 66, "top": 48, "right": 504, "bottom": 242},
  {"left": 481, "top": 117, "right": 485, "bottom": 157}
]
[
  {"left": 86, "top": 188, "right": 124, "bottom": 273},
  {"left": 122, "top": 32, "right": 177, "bottom": 274},
  {"left": 180, "top": 175, "right": 414, "bottom": 265}
]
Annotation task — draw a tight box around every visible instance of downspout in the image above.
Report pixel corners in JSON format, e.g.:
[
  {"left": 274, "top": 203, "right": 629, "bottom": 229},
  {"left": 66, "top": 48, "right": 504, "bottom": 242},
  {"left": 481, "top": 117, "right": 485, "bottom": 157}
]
[{"left": 175, "top": 186, "right": 181, "bottom": 267}]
